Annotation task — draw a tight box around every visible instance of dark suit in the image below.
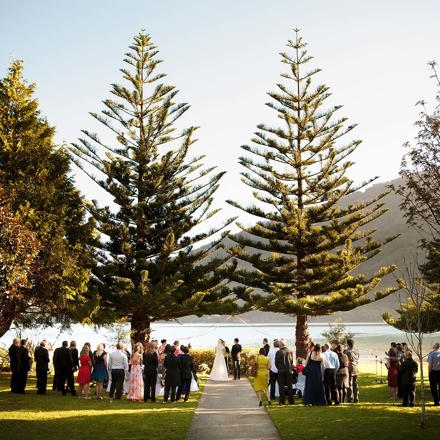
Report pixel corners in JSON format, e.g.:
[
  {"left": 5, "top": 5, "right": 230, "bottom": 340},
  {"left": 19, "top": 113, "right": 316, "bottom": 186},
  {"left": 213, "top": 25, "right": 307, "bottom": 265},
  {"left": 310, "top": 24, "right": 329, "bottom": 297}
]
[
  {"left": 16, "top": 346, "right": 30, "bottom": 394},
  {"left": 399, "top": 357, "right": 418, "bottom": 406},
  {"left": 143, "top": 351, "right": 158, "bottom": 402},
  {"left": 163, "top": 353, "right": 181, "bottom": 402},
  {"left": 177, "top": 353, "right": 197, "bottom": 401},
  {"left": 8, "top": 343, "right": 19, "bottom": 393},
  {"left": 231, "top": 343, "right": 242, "bottom": 379},
  {"left": 275, "top": 347, "right": 294, "bottom": 405},
  {"left": 56, "top": 347, "right": 76, "bottom": 395},
  {"left": 34, "top": 346, "right": 50, "bottom": 394}
]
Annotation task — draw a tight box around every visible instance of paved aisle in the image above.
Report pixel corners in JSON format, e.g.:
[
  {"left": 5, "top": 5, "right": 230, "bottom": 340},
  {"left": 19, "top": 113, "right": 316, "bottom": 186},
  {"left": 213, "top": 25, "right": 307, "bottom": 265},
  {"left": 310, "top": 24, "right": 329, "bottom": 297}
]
[{"left": 186, "top": 378, "right": 280, "bottom": 440}]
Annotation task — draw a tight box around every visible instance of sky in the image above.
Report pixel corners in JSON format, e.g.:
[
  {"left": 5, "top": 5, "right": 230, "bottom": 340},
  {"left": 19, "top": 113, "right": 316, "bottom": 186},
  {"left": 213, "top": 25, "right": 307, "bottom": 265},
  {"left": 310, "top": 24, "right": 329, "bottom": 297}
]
[{"left": 1, "top": 0, "right": 439, "bottom": 228}]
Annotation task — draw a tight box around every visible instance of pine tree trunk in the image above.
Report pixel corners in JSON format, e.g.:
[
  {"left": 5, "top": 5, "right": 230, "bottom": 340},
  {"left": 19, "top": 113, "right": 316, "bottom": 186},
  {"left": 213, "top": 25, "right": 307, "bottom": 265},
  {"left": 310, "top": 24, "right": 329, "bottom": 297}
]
[
  {"left": 295, "top": 314, "right": 309, "bottom": 359},
  {"left": 130, "top": 311, "right": 151, "bottom": 346}
]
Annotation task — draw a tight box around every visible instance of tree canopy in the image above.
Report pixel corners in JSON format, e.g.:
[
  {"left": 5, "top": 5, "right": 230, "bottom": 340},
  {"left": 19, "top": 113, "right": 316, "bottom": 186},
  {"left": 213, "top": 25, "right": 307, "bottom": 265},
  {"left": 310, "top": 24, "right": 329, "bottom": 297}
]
[
  {"left": 0, "top": 60, "right": 96, "bottom": 336},
  {"left": 226, "top": 29, "right": 397, "bottom": 357},
  {"left": 70, "top": 32, "right": 242, "bottom": 343}
]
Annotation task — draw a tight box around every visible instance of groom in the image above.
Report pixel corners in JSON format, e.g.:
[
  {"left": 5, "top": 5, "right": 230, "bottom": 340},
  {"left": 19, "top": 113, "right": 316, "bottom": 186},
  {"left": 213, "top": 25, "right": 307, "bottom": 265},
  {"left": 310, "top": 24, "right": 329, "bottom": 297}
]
[{"left": 231, "top": 338, "right": 242, "bottom": 380}]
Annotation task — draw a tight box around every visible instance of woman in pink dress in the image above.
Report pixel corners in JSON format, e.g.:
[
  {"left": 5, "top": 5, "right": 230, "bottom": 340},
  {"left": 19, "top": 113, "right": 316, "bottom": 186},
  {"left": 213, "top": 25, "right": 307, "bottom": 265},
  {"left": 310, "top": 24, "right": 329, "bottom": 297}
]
[
  {"left": 127, "top": 343, "right": 144, "bottom": 402},
  {"left": 76, "top": 345, "right": 92, "bottom": 399},
  {"left": 387, "top": 347, "right": 399, "bottom": 399}
]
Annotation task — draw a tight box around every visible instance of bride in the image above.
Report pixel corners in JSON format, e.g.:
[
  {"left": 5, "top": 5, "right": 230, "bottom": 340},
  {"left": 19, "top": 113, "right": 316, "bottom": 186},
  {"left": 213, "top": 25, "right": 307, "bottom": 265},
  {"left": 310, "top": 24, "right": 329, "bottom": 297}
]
[{"left": 210, "top": 339, "right": 229, "bottom": 381}]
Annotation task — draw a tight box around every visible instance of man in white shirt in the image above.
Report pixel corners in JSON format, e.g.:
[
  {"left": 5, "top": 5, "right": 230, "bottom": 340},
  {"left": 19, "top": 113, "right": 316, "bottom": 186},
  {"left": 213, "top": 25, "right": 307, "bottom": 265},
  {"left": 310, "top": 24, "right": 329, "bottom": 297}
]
[
  {"left": 108, "top": 342, "right": 129, "bottom": 399},
  {"left": 267, "top": 339, "right": 280, "bottom": 400},
  {"left": 322, "top": 343, "right": 340, "bottom": 405}
]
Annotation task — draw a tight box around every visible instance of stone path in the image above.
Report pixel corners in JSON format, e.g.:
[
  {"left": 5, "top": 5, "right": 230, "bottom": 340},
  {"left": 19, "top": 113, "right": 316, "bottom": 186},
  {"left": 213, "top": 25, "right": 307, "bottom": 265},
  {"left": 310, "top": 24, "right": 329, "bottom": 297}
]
[{"left": 186, "top": 378, "right": 280, "bottom": 440}]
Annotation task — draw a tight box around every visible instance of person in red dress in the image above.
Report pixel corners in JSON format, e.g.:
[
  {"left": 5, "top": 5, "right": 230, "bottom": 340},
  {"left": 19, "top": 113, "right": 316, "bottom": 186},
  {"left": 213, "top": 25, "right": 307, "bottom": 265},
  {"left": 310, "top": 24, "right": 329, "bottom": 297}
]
[
  {"left": 77, "top": 345, "right": 92, "bottom": 399},
  {"left": 387, "top": 347, "right": 399, "bottom": 399}
]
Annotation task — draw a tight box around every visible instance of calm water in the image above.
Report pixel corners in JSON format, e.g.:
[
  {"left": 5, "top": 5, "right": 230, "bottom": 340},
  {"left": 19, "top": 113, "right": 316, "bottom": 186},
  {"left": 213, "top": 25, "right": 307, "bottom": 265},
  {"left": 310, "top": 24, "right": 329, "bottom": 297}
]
[{"left": 2, "top": 322, "right": 439, "bottom": 360}]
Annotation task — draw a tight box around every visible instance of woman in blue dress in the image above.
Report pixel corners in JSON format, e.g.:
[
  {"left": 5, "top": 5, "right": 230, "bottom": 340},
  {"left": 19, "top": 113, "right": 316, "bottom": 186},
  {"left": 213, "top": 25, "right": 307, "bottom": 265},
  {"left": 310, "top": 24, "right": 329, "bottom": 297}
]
[
  {"left": 90, "top": 344, "right": 108, "bottom": 400},
  {"left": 303, "top": 344, "right": 326, "bottom": 405}
]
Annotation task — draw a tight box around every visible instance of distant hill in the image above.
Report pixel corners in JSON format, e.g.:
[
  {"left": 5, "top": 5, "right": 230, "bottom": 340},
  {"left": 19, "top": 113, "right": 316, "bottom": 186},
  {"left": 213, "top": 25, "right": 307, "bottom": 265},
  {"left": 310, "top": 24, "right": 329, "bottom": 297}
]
[{"left": 177, "top": 178, "right": 422, "bottom": 324}]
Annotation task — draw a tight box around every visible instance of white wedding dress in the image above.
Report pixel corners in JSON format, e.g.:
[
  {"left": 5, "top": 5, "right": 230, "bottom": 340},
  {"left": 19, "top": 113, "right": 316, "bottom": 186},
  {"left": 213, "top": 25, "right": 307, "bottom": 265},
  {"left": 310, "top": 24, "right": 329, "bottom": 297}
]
[{"left": 210, "top": 343, "right": 229, "bottom": 381}]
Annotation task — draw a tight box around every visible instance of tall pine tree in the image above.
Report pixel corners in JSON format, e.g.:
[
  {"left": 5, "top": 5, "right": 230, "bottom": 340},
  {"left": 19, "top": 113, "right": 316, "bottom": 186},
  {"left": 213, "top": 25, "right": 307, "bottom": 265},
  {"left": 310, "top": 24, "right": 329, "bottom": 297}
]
[
  {"left": 70, "top": 32, "right": 240, "bottom": 343},
  {"left": 226, "top": 30, "right": 397, "bottom": 358},
  {"left": 0, "top": 60, "right": 95, "bottom": 336}
]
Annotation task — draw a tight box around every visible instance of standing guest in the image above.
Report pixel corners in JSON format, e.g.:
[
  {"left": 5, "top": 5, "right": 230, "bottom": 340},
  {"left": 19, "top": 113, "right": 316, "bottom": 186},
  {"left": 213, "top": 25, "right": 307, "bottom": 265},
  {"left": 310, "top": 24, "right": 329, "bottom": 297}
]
[
  {"left": 275, "top": 339, "right": 294, "bottom": 405},
  {"left": 70, "top": 341, "right": 79, "bottom": 372},
  {"left": 254, "top": 347, "right": 271, "bottom": 406},
  {"left": 387, "top": 347, "right": 399, "bottom": 399},
  {"left": 158, "top": 339, "right": 167, "bottom": 363},
  {"left": 77, "top": 345, "right": 92, "bottom": 399},
  {"left": 262, "top": 338, "right": 270, "bottom": 356},
  {"left": 176, "top": 346, "right": 197, "bottom": 402},
  {"left": 396, "top": 343, "right": 404, "bottom": 362},
  {"left": 34, "top": 341, "right": 50, "bottom": 395},
  {"left": 173, "top": 340, "right": 181, "bottom": 356},
  {"left": 330, "top": 339, "right": 339, "bottom": 352},
  {"left": 8, "top": 338, "right": 20, "bottom": 393},
  {"left": 163, "top": 345, "right": 181, "bottom": 404},
  {"left": 52, "top": 343, "right": 62, "bottom": 390},
  {"left": 123, "top": 344, "right": 132, "bottom": 395},
  {"left": 108, "top": 342, "right": 129, "bottom": 400},
  {"left": 322, "top": 343, "right": 340, "bottom": 405},
  {"left": 302, "top": 343, "right": 326, "bottom": 406},
  {"left": 344, "top": 339, "right": 359, "bottom": 403},
  {"left": 16, "top": 339, "right": 31, "bottom": 394},
  {"left": 399, "top": 350, "right": 418, "bottom": 407},
  {"left": 143, "top": 342, "right": 159, "bottom": 402},
  {"left": 90, "top": 343, "right": 108, "bottom": 399},
  {"left": 428, "top": 342, "right": 440, "bottom": 406},
  {"left": 335, "top": 344, "right": 349, "bottom": 403},
  {"left": 127, "top": 343, "right": 144, "bottom": 402},
  {"left": 224, "top": 343, "right": 230, "bottom": 372},
  {"left": 231, "top": 338, "right": 242, "bottom": 380},
  {"left": 267, "top": 340, "right": 280, "bottom": 401},
  {"left": 57, "top": 340, "right": 76, "bottom": 396}
]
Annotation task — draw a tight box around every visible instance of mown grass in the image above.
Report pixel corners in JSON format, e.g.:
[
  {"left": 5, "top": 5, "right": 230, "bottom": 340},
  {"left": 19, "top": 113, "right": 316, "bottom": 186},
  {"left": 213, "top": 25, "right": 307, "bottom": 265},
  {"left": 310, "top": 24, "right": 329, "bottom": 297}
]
[
  {"left": 265, "top": 373, "right": 440, "bottom": 440},
  {"left": 0, "top": 374, "right": 205, "bottom": 440}
]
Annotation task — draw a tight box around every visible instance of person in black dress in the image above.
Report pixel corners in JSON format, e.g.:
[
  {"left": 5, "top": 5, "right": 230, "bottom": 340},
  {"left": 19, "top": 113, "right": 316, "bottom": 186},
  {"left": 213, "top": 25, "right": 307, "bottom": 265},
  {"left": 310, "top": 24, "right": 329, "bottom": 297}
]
[
  {"left": 70, "top": 341, "right": 79, "bottom": 372},
  {"left": 163, "top": 345, "right": 181, "bottom": 403},
  {"left": 143, "top": 342, "right": 159, "bottom": 402},
  {"left": 303, "top": 343, "right": 326, "bottom": 406},
  {"left": 34, "top": 341, "right": 50, "bottom": 394},
  {"left": 8, "top": 338, "right": 20, "bottom": 393}
]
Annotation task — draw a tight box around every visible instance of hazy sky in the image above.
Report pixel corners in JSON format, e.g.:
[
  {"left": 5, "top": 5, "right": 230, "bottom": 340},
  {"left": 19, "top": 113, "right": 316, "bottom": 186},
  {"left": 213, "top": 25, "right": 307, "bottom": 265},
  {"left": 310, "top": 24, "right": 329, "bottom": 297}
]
[{"left": 1, "top": 0, "right": 439, "bottom": 227}]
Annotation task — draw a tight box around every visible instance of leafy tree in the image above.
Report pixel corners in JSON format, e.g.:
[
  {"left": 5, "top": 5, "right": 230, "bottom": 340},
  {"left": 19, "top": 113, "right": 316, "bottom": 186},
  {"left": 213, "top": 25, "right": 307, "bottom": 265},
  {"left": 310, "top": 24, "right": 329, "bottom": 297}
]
[
  {"left": 70, "top": 32, "right": 241, "bottom": 343},
  {"left": 226, "top": 29, "right": 397, "bottom": 358},
  {"left": 321, "top": 319, "right": 354, "bottom": 346},
  {"left": 0, "top": 60, "right": 95, "bottom": 336},
  {"left": 395, "top": 61, "right": 440, "bottom": 246},
  {"left": 389, "top": 61, "right": 440, "bottom": 333},
  {"left": 0, "top": 189, "right": 40, "bottom": 336}
]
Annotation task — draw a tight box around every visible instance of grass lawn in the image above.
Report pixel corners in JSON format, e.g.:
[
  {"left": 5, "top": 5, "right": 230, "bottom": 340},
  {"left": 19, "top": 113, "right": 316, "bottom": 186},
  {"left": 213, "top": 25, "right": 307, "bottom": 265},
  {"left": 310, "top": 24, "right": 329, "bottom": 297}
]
[
  {"left": 0, "top": 374, "right": 205, "bottom": 440},
  {"left": 265, "top": 372, "right": 440, "bottom": 440}
]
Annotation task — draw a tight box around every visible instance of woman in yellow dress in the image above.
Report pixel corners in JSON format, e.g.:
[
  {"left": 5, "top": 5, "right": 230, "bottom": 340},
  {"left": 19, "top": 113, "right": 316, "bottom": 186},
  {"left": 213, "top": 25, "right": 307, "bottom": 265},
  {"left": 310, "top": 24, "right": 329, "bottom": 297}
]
[{"left": 254, "top": 347, "right": 271, "bottom": 406}]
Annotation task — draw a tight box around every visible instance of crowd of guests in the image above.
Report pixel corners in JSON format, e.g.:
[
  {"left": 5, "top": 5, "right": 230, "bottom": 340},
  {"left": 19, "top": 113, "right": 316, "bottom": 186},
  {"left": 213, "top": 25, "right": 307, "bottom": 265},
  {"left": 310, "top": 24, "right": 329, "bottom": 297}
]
[
  {"left": 386, "top": 341, "right": 440, "bottom": 407},
  {"left": 253, "top": 337, "right": 360, "bottom": 406},
  {"left": 8, "top": 337, "right": 198, "bottom": 404}
]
